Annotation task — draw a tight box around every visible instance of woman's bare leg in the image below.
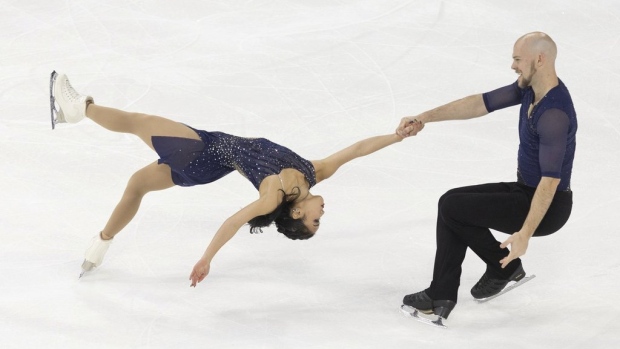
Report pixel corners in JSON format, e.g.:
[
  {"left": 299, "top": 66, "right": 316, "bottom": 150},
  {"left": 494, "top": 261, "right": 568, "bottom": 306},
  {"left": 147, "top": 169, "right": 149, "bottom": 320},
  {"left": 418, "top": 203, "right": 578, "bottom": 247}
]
[
  {"left": 101, "top": 161, "right": 175, "bottom": 240},
  {"left": 82, "top": 105, "right": 201, "bottom": 240},
  {"left": 85, "top": 104, "right": 201, "bottom": 150}
]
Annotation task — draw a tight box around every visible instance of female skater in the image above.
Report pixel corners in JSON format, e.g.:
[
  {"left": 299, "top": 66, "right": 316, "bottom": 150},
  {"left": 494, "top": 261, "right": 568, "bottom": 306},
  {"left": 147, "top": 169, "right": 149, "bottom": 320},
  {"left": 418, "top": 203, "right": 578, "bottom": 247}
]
[{"left": 50, "top": 71, "right": 422, "bottom": 287}]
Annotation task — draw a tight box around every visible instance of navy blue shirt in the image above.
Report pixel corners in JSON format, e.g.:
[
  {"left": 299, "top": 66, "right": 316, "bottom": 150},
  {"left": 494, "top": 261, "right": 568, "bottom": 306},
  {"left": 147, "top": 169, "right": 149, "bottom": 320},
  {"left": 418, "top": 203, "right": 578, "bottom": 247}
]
[{"left": 482, "top": 79, "right": 577, "bottom": 191}]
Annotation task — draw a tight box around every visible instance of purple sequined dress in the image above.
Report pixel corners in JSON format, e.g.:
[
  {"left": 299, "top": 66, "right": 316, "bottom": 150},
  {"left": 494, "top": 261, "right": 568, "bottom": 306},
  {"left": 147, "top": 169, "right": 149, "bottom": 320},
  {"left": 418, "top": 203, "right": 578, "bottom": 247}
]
[{"left": 152, "top": 127, "right": 316, "bottom": 189}]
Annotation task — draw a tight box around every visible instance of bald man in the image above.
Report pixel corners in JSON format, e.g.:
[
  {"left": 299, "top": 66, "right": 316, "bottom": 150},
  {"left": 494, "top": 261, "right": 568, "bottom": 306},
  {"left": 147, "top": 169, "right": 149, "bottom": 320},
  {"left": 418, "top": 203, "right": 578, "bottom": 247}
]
[{"left": 397, "top": 32, "right": 577, "bottom": 322}]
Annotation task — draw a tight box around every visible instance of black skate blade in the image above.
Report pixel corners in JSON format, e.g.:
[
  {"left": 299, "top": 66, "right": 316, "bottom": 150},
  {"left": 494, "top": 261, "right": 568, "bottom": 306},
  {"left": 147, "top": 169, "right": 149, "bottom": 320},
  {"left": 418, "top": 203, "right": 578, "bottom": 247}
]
[
  {"left": 474, "top": 274, "right": 537, "bottom": 303},
  {"left": 400, "top": 305, "right": 448, "bottom": 329},
  {"left": 49, "top": 70, "right": 58, "bottom": 130}
]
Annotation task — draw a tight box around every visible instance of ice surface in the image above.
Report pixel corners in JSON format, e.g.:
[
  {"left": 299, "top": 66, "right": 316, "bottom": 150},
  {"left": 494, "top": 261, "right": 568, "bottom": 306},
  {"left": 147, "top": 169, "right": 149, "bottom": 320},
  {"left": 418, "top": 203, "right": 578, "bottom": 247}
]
[{"left": 1, "top": 1, "right": 619, "bottom": 348}]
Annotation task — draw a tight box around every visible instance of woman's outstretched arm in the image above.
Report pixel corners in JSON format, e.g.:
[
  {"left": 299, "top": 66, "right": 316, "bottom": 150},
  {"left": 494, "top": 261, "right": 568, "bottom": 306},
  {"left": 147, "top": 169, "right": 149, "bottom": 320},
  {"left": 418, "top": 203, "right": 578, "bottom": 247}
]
[
  {"left": 189, "top": 193, "right": 278, "bottom": 287},
  {"left": 312, "top": 128, "right": 418, "bottom": 183}
]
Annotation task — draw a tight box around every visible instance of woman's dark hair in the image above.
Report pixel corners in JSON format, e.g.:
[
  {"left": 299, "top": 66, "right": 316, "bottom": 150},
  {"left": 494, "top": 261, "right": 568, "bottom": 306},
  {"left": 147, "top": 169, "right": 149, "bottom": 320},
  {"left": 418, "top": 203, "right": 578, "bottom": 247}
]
[{"left": 247, "top": 188, "right": 314, "bottom": 240}]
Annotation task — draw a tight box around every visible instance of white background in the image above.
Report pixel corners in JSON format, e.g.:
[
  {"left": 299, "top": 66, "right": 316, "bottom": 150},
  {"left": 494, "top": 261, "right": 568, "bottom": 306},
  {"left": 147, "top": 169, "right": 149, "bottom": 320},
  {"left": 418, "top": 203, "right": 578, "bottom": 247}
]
[{"left": 1, "top": 0, "right": 619, "bottom": 348}]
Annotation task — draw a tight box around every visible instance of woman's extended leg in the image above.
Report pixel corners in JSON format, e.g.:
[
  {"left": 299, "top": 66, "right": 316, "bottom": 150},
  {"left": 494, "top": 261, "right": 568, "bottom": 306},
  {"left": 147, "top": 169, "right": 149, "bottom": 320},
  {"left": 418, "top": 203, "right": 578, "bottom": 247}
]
[
  {"left": 85, "top": 104, "right": 201, "bottom": 150},
  {"left": 80, "top": 162, "right": 174, "bottom": 277},
  {"left": 101, "top": 160, "right": 176, "bottom": 240},
  {"left": 53, "top": 72, "right": 201, "bottom": 146},
  {"left": 82, "top": 103, "right": 200, "bottom": 238},
  {"left": 52, "top": 73, "right": 202, "bottom": 275},
  {"left": 81, "top": 160, "right": 176, "bottom": 275},
  {"left": 85, "top": 105, "right": 200, "bottom": 239}
]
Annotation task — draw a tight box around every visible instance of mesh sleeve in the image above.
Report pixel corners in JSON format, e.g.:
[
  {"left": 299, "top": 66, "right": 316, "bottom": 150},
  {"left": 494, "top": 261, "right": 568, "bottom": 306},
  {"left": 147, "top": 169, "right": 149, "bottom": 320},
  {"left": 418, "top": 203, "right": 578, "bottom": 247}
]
[
  {"left": 482, "top": 81, "right": 522, "bottom": 112},
  {"left": 538, "top": 108, "right": 570, "bottom": 178}
]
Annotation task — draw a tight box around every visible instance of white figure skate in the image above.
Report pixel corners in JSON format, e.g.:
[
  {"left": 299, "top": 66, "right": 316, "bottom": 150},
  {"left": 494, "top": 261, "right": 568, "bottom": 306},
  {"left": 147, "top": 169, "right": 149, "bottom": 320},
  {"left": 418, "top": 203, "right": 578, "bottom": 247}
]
[
  {"left": 80, "top": 233, "right": 112, "bottom": 278},
  {"left": 49, "top": 70, "right": 93, "bottom": 129}
]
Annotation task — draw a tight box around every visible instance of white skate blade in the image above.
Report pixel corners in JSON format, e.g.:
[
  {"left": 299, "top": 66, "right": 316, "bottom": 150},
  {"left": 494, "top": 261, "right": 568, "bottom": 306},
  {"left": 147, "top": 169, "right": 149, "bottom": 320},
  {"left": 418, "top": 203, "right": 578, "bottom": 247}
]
[
  {"left": 474, "top": 274, "right": 536, "bottom": 303},
  {"left": 79, "top": 260, "right": 96, "bottom": 279},
  {"left": 49, "top": 70, "right": 58, "bottom": 129},
  {"left": 49, "top": 70, "right": 65, "bottom": 129},
  {"left": 400, "top": 305, "right": 447, "bottom": 329}
]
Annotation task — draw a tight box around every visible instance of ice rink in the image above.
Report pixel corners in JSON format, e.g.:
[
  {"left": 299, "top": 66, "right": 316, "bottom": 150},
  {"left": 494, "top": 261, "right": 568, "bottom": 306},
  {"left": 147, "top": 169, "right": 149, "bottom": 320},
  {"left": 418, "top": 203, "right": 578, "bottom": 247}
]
[{"left": 1, "top": 0, "right": 619, "bottom": 348}]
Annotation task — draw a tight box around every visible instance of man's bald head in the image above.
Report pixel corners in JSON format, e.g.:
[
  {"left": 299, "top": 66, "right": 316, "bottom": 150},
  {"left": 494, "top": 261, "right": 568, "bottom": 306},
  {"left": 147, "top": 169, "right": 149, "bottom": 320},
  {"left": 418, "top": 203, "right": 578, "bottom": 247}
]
[
  {"left": 517, "top": 32, "right": 557, "bottom": 64},
  {"left": 511, "top": 32, "right": 559, "bottom": 88}
]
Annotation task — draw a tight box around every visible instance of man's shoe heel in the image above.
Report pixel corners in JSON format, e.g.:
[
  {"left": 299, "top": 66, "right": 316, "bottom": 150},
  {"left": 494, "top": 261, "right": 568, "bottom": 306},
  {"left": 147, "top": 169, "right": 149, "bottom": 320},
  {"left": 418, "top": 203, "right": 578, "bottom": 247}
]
[{"left": 433, "top": 300, "right": 456, "bottom": 319}]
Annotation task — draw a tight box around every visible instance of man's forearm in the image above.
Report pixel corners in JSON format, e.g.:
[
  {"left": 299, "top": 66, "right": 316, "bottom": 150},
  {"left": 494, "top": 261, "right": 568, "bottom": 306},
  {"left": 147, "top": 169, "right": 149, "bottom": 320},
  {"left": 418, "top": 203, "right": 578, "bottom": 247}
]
[
  {"left": 520, "top": 177, "right": 561, "bottom": 237},
  {"left": 417, "top": 94, "right": 488, "bottom": 124}
]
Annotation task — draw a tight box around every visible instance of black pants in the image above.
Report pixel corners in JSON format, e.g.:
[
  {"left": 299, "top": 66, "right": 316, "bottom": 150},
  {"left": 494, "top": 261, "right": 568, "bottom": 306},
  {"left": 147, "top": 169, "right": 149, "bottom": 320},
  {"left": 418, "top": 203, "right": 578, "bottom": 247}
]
[{"left": 424, "top": 182, "right": 573, "bottom": 302}]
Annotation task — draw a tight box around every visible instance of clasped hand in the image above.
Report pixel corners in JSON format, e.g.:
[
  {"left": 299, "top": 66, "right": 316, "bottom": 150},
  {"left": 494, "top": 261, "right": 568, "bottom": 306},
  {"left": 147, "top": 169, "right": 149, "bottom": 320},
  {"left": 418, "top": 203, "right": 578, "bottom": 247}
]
[{"left": 396, "top": 117, "right": 425, "bottom": 138}]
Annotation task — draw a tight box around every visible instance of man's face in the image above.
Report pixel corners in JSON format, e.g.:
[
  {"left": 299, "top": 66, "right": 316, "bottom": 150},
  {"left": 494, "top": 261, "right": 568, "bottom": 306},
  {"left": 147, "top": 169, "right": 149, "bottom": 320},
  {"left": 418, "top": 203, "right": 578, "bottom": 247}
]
[{"left": 511, "top": 40, "right": 537, "bottom": 88}]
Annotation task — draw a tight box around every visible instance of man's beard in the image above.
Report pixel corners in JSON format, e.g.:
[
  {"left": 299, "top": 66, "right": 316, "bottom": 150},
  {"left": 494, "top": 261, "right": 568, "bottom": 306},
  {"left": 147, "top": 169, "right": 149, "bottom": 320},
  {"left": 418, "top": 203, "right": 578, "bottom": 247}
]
[{"left": 518, "top": 62, "right": 537, "bottom": 88}]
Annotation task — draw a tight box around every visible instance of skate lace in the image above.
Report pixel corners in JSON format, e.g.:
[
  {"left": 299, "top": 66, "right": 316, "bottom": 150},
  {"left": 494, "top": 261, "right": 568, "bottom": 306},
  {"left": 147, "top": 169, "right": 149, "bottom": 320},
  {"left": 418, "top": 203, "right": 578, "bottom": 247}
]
[{"left": 63, "top": 79, "right": 82, "bottom": 102}]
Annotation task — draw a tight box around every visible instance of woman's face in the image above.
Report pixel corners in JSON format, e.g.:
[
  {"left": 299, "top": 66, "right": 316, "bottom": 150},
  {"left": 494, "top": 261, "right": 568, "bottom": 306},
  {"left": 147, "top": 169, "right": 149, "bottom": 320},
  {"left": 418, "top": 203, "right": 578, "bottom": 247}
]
[{"left": 292, "top": 194, "right": 325, "bottom": 234}]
